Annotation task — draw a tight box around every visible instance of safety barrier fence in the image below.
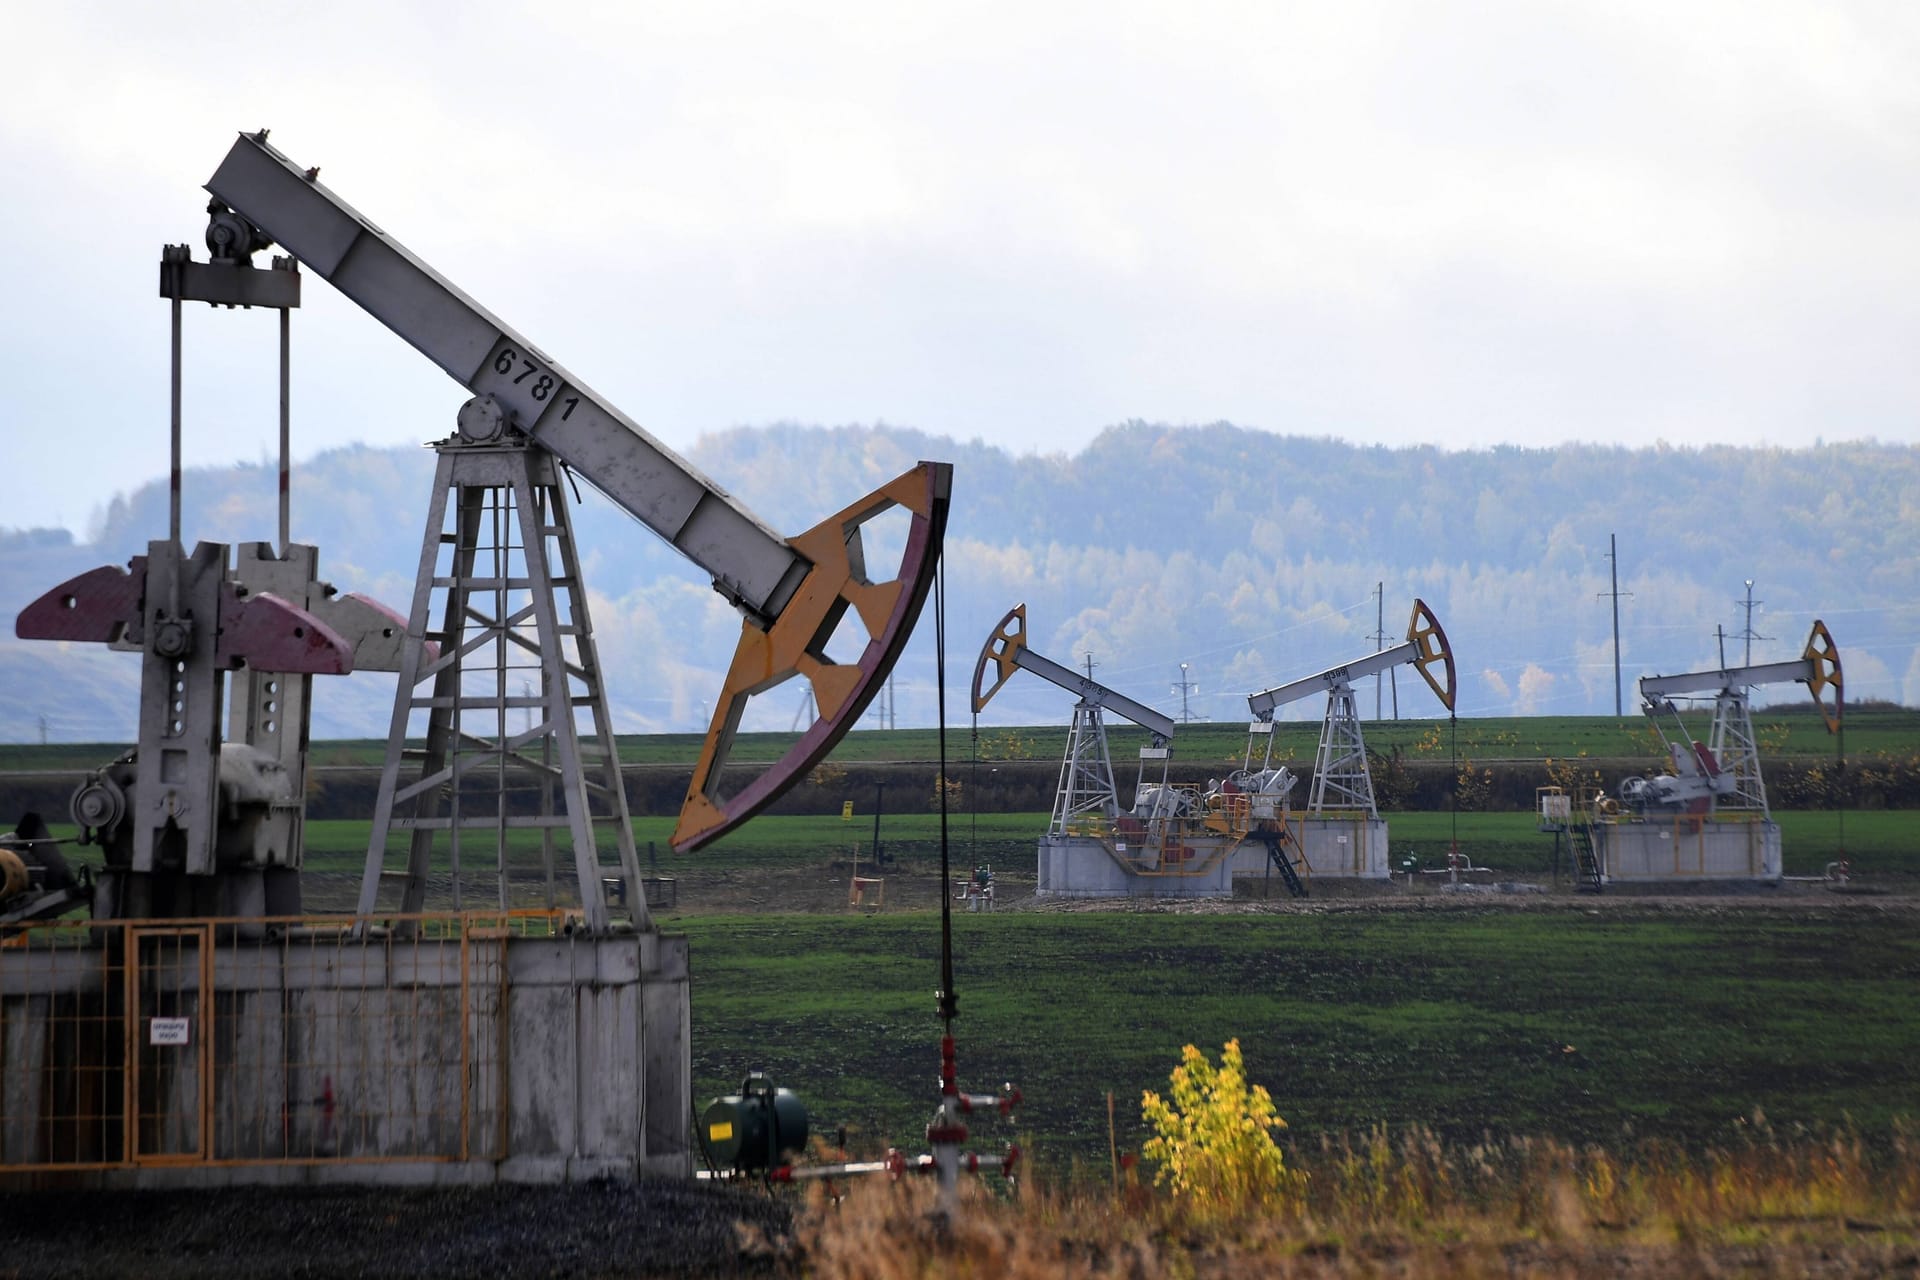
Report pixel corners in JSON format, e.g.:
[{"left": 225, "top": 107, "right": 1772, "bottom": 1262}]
[{"left": 0, "top": 911, "right": 574, "bottom": 1172}]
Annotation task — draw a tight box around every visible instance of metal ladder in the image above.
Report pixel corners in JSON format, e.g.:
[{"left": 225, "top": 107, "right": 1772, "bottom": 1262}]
[
  {"left": 1256, "top": 829, "right": 1310, "bottom": 898},
  {"left": 1570, "top": 822, "right": 1604, "bottom": 893}
]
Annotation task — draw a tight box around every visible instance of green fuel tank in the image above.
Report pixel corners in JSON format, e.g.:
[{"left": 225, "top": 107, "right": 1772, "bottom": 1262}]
[{"left": 701, "top": 1072, "right": 808, "bottom": 1172}]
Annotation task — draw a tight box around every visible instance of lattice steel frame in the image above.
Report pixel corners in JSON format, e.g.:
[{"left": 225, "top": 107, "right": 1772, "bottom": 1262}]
[
  {"left": 1307, "top": 680, "right": 1378, "bottom": 818},
  {"left": 1704, "top": 690, "right": 1770, "bottom": 816},
  {"left": 358, "top": 440, "right": 646, "bottom": 934},
  {"left": 1050, "top": 702, "right": 1120, "bottom": 835}
]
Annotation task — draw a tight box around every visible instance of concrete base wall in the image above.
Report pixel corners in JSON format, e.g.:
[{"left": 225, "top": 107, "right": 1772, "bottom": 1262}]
[
  {"left": 1227, "top": 816, "right": 1390, "bottom": 879},
  {"left": 1300, "top": 817, "right": 1390, "bottom": 878},
  {"left": 0, "top": 928, "right": 690, "bottom": 1188},
  {"left": 1596, "top": 820, "right": 1781, "bottom": 882},
  {"left": 1036, "top": 835, "right": 1237, "bottom": 899},
  {"left": 1227, "top": 844, "right": 1272, "bottom": 876}
]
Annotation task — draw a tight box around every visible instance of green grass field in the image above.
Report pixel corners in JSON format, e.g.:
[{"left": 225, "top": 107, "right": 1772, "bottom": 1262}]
[
  {"left": 299, "top": 811, "right": 1051, "bottom": 875},
  {"left": 680, "top": 908, "right": 1920, "bottom": 1173},
  {"left": 8, "top": 726, "right": 1916, "bottom": 1188},
  {"left": 292, "top": 807, "right": 1917, "bottom": 878}
]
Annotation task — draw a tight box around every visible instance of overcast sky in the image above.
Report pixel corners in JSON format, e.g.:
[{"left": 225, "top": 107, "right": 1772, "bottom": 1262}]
[{"left": 4, "top": 0, "right": 1917, "bottom": 537}]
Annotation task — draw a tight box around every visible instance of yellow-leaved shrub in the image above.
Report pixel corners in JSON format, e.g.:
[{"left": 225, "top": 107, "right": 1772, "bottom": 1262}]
[{"left": 1140, "top": 1038, "right": 1304, "bottom": 1217}]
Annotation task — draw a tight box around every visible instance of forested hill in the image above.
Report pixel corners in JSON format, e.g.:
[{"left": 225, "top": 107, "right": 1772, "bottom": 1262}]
[{"left": 3, "top": 424, "right": 1915, "bottom": 741}]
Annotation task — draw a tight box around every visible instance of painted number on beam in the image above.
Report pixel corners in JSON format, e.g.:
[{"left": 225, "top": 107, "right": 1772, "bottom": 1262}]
[{"left": 491, "top": 348, "right": 578, "bottom": 420}]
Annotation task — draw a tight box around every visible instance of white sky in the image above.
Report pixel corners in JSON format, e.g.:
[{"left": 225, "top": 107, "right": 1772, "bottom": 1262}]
[{"left": 4, "top": 0, "right": 1918, "bottom": 536}]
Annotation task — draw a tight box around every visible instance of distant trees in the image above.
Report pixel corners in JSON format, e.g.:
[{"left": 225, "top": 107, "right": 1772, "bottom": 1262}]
[{"left": 3, "top": 425, "right": 1914, "bottom": 741}]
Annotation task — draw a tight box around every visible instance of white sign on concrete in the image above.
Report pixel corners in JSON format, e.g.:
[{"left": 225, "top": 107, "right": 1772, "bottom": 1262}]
[{"left": 149, "top": 1017, "right": 191, "bottom": 1046}]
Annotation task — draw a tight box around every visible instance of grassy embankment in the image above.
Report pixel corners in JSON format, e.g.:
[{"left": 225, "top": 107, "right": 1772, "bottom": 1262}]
[{"left": 5, "top": 705, "right": 1910, "bottom": 772}]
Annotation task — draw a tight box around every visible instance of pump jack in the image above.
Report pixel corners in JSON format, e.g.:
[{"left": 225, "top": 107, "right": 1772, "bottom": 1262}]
[
  {"left": 18, "top": 131, "right": 950, "bottom": 934},
  {"left": 1567, "top": 620, "right": 1841, "bottom": 887},
  {"left": 972, "top": 604, "right": 1289, "bottom": 898},
  {"left": 1242, "top": 599, "right": 1455, "bottom": 878}
]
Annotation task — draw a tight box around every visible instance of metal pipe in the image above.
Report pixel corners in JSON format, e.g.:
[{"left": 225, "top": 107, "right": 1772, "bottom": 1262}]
[{"left": 169, "top": 292, "right": 183, "bottom": 617}]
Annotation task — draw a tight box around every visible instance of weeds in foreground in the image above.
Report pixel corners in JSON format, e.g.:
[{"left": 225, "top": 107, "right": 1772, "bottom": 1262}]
[
  {"left": 773, "top": 1034, "right": 1919, "bottom": 1274},
  {"left": 775, "top": 1119, "right": 1920, "bottom": 1278}
]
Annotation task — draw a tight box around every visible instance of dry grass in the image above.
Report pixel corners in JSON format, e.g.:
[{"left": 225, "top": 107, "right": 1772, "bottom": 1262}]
[{"left": 766, "top": 1121, "right": 1920, "bottom": 1277}]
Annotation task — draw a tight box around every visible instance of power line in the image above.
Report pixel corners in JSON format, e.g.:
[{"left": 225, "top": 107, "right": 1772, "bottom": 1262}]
[{"left": 1098, "top": 593, "right": 1378, "bottom": 680}]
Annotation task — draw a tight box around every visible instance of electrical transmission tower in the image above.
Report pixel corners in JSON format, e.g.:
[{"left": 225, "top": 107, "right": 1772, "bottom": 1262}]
[
  {"left": 1733, "top": 579, "right": 1770, "bottom": 668},
  {"left": 1173, "top": 662, "right": 1199, "bottom": 723}
]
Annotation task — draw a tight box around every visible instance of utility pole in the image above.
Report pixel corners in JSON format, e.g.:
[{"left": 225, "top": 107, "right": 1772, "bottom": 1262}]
[
  {"left": 1084, "top": 652, "right": 1096, "bottom": 679},
  {"left": 1597, "top": 533, "right": 1633, "bottom": 716},
  {"left": 1371, "top": 581, "right": 1388, "bottom": 719},
  {"left": 38, "top": 714, "right": 48, "bottom": 746},
  {"left": 1716, "top": 624, "right": 1727, "bottom": 669}
]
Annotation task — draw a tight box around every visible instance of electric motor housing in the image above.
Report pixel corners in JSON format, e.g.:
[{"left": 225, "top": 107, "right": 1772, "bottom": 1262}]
[{"left": 701, "top": 1072, "right": 808, "bottom": 1173}]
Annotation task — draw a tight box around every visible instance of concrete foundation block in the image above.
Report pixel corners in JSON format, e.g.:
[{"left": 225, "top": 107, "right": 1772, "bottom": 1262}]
[
  {"left": 1594, "top": 819, "right": 1781, "bottom": 882},
  {"left": 0, "top": 925, "right": 691, "bottom": 1188}
]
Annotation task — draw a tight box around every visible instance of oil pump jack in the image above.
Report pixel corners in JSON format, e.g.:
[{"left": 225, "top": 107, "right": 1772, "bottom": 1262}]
[
  {"left": 972, "top": 604, "right": 1290, "bottom": 898},
  {"left": 2, "top": 131, "right": 950, "bottom": 1185},
  {"left": 1570, "top": 620, "right": 1841, "bottom": 887},
  {"left": 15, "top": 131, "right": 951, "bottom": 936},
  {"left": 1241, "top": 599, "right": 1455, "bottom": 878},
  {"left": 1629, "top": 620, "right": 1841, "bottom": 819}
]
